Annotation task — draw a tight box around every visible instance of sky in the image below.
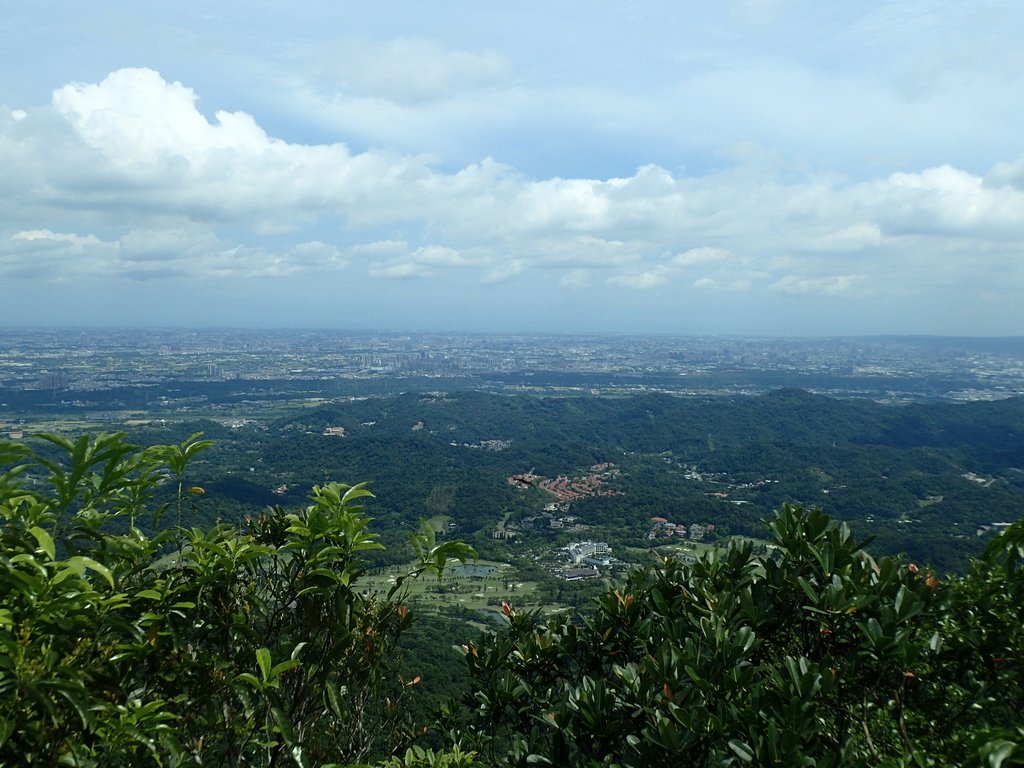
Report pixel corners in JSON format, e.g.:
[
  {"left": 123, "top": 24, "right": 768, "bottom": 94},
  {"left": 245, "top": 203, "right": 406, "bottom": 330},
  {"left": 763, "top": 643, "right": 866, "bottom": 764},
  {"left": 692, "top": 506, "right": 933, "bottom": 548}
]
[{"left": 1, "top": 1, "right": 1023, "bottom": 336}]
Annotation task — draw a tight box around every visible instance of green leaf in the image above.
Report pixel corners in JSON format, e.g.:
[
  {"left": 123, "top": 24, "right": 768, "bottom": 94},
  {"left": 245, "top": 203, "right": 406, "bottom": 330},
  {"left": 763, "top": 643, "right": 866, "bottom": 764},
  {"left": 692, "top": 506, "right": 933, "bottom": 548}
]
[
  {"left": 269, "top": 705, "right": 295, "bottom": 745},
  {"left": 56, "top": 687, "right": 98, "bottom": 732},
  {"left": 291, "top": 745, "right": 311, "bottom": 768},
  {"left": 728, "top": 739, "right": 755, "bottom": 763},
  {"left": 341, "top": 483, "right": 375, "bottom": 505},
  {"left": 0, "top": 718, "right": 12, "bottom": 749},
  {"left": 271, "top": 659, "right": 301, "bottom": 678},
  {"left": 64, "top": 555, "right": 115, "bottom": 588},
  {"left": 29, "top": 526, "right": 55, "bottom": 561},
  {"left": 257, "top": 647, "right": 272, "bottom": 681},
  {"left": 52, "top": 555, "right": 114, "bottom": 588},
  {"left": 984, "top": 740, "right": 1017, "bottom": 768},
  {"left": 237, "top": 672, "right": 262, "bottom": 689},
  {"left": 325, "top": 681, "right": 344, "bottom": 719}
]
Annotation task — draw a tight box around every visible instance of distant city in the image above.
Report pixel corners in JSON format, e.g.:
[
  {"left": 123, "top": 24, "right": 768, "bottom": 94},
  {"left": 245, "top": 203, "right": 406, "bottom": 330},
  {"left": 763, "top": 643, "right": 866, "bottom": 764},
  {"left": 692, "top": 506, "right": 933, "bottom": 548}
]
[{"left": 2, "top": 329, "right": 1023, "bottom": 429}]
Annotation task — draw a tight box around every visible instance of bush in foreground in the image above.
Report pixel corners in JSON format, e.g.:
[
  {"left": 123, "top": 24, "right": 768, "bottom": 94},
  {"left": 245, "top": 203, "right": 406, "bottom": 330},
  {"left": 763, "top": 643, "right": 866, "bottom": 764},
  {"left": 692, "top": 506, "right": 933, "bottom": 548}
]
[
  {"left": 456, "top": 504, "right": 1024, "bottom": 766},
  {"left": 0, "top": 433, "right": 473, "bottom": 767}
]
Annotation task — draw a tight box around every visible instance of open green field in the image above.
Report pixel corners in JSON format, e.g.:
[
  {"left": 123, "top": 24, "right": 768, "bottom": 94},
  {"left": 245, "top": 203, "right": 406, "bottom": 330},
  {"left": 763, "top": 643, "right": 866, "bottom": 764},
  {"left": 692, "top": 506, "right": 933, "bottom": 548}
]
[
  {"left": 361, "top": 559, "right": 551, "bottom": 614},
  {"left": 3, "top": 417, "right": 103, "bottom": 434}
]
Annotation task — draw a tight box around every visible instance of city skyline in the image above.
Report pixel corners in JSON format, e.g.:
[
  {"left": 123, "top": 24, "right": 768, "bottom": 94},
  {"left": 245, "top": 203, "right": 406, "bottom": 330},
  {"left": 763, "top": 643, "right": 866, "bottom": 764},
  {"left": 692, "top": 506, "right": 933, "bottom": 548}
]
[{"left": 2, "top": 2, "right": 1023, "bottom": 335}]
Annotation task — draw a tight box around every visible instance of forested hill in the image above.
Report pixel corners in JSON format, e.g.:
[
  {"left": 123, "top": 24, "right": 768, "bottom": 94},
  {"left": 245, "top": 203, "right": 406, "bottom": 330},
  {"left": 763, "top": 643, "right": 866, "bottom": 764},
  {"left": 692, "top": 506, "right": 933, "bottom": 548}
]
[
  {"left": 133, "top": 389, "right": 1024, "bottom": 571},
  {"left": 265, "top": 388, "right": 1024, "bottom": 459}
]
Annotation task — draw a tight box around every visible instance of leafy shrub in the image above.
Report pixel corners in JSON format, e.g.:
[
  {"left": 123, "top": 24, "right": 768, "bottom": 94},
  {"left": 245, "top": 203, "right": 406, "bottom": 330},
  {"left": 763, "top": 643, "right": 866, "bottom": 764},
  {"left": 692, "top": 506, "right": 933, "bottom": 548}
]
[
  {"left": 0, "top": 433, "right": 473, "bottom": 767},
  {"left": 456, "top": 504, "right": 1024, "bottom": 767}
]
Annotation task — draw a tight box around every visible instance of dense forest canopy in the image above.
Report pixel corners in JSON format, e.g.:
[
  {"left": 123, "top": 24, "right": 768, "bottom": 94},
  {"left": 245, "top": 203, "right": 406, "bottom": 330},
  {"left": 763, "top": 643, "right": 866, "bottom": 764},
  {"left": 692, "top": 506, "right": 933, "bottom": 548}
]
[{"left": 121, "top": 390, "right": 1024, "bottom": 572}]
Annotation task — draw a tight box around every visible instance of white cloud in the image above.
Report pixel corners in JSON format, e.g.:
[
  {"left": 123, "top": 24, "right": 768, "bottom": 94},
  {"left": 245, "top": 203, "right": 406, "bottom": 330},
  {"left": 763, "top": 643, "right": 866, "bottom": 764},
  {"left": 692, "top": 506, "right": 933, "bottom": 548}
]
[
  {"left": 513, "top": 177, "right": 613, "bottom": 232},
  {"left": 770, "top": 274, "right": 866, "bottom": 296},
  {"left": 368, "top": 261, "right": 430, "bottom": 280},
  {"left": 53, "top": 69, "right": 270, "bottom": 158},
  {"left": 116, "top": 228, "right": 219, "bottom": 263},
  {"left": 359, "top": 242, "right": 487, "bottom": 280},
  {"left": 504, "top": 236, "right": 643, "bottom": 269},
  {"left": 559, "top": 269, "right": 593, "bottom": 289},
  {"left": 801, "top": 224, "right": 882, "bottom": 253},
  {"left": 605, "top": 247, "right": 734, "bottom": 289},
  {"left": 696, "top": 278, "right": 748, "bottom": 292},
  {"left": 286, "top": 241, "right": 347, "bottom": 269},
  {"left": 2, "top": 226, "right": 348, "bottom": 282},
  {"left": 2, "top": 229, "right": 117, "bottom": 280},
  {"left": 409, "top": 245, "right": 483, "bottom": 267},
  {"left": 988, "top": 154, "right": 1024, "bottom": 189},
  {"left": 480, "top": 259, "right": 524, "bottom": 285},
  {"left": 672, "top": 247, "right": 732, "bottom": 267},
  {"left": 40, "top": 68, "right": 444, "bottom": 228},
  {"left": 13, "top": 229, "right": 102, "bottom": 247},
  {"left": 313, "top": 38, "right": 512, "bottom": 104},
  {"left": 347, "top": 240, "right": 410, "bottom": 259},
  {"left": 872, "top": 165, "right": 1024, "bottom": 235},
  {"left": 608, "top": 270, "right": 670, "bottom": 290},
  {"left": 14, "top": 69, "right": 1024, "bottom": 271},
  {"left": 2, "top": 65, "right": 1024, "bottom": 331}
]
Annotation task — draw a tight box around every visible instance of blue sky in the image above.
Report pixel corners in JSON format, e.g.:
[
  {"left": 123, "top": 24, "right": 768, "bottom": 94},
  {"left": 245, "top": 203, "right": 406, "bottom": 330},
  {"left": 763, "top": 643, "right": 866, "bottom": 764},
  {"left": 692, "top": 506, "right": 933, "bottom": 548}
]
[{"left": 1, "top": 1, "right": 1023, "bottom": 335}]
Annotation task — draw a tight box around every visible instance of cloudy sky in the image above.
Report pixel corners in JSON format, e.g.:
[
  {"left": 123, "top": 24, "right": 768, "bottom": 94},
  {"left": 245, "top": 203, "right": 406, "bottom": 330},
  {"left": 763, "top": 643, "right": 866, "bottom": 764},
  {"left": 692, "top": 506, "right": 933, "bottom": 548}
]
[{"left": 2, "top": 1, "right": 1023, "bottom": 335}]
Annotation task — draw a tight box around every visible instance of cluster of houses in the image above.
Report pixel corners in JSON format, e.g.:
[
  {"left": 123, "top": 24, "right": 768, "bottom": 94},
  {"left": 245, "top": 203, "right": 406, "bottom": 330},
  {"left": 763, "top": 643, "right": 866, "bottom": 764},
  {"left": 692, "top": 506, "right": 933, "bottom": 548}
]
[
  {"left": 558, "top": 540, "right": 616, "bottom": 581},
  {"left": 506, "top": 463, "right": 622, "bottom": 506},
  {"left": 682, "top": 464, "right": 778, "bottom": 493},
  {"left": 538, "top": 473, "right": 620, "bottom": 503},
  {"left": 647, "top": 516, "right": 715, "bottom": 541},
  {"left": 508, "top": 506, "right": 581, "bottom": 533},
  {"left": 453, "top": 439, "right": 511, "bottom": 451},
  {"left": 563, "top": 540, "right": 613, "bottom": 566}
]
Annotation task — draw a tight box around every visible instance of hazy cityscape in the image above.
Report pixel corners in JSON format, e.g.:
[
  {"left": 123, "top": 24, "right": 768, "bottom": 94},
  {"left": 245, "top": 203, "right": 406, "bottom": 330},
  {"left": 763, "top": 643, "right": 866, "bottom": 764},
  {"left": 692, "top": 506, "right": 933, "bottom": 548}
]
[
  {"left": 4, "top": 328, "right": 1023, "bottom": 391},
  {"left": 3, "top": 329, "right": 1024, "bottom": 435}
]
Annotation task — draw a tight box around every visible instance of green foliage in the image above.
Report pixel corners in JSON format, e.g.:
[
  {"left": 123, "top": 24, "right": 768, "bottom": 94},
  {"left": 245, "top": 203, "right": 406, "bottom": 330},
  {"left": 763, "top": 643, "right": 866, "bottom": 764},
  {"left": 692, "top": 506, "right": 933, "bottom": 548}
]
[
  {"left": 0, "top": 433, "right": 474, "bottom": 767},
  {"left": 4, "top": 427, "right": 1023, "bottom": 767},
  {"left": 375, "top": 744, "right": 481, "bottom": 768},
  {"left": 455, "top": 503, "right": 1024, "bottom": 767}
]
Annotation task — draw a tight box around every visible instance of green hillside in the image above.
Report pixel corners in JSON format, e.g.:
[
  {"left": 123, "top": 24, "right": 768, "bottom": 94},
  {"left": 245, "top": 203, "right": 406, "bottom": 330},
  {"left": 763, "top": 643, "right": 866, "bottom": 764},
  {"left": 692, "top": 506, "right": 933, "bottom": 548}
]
[{"left": 123, "top": 390, "right": 1024, "bottom": 572}]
